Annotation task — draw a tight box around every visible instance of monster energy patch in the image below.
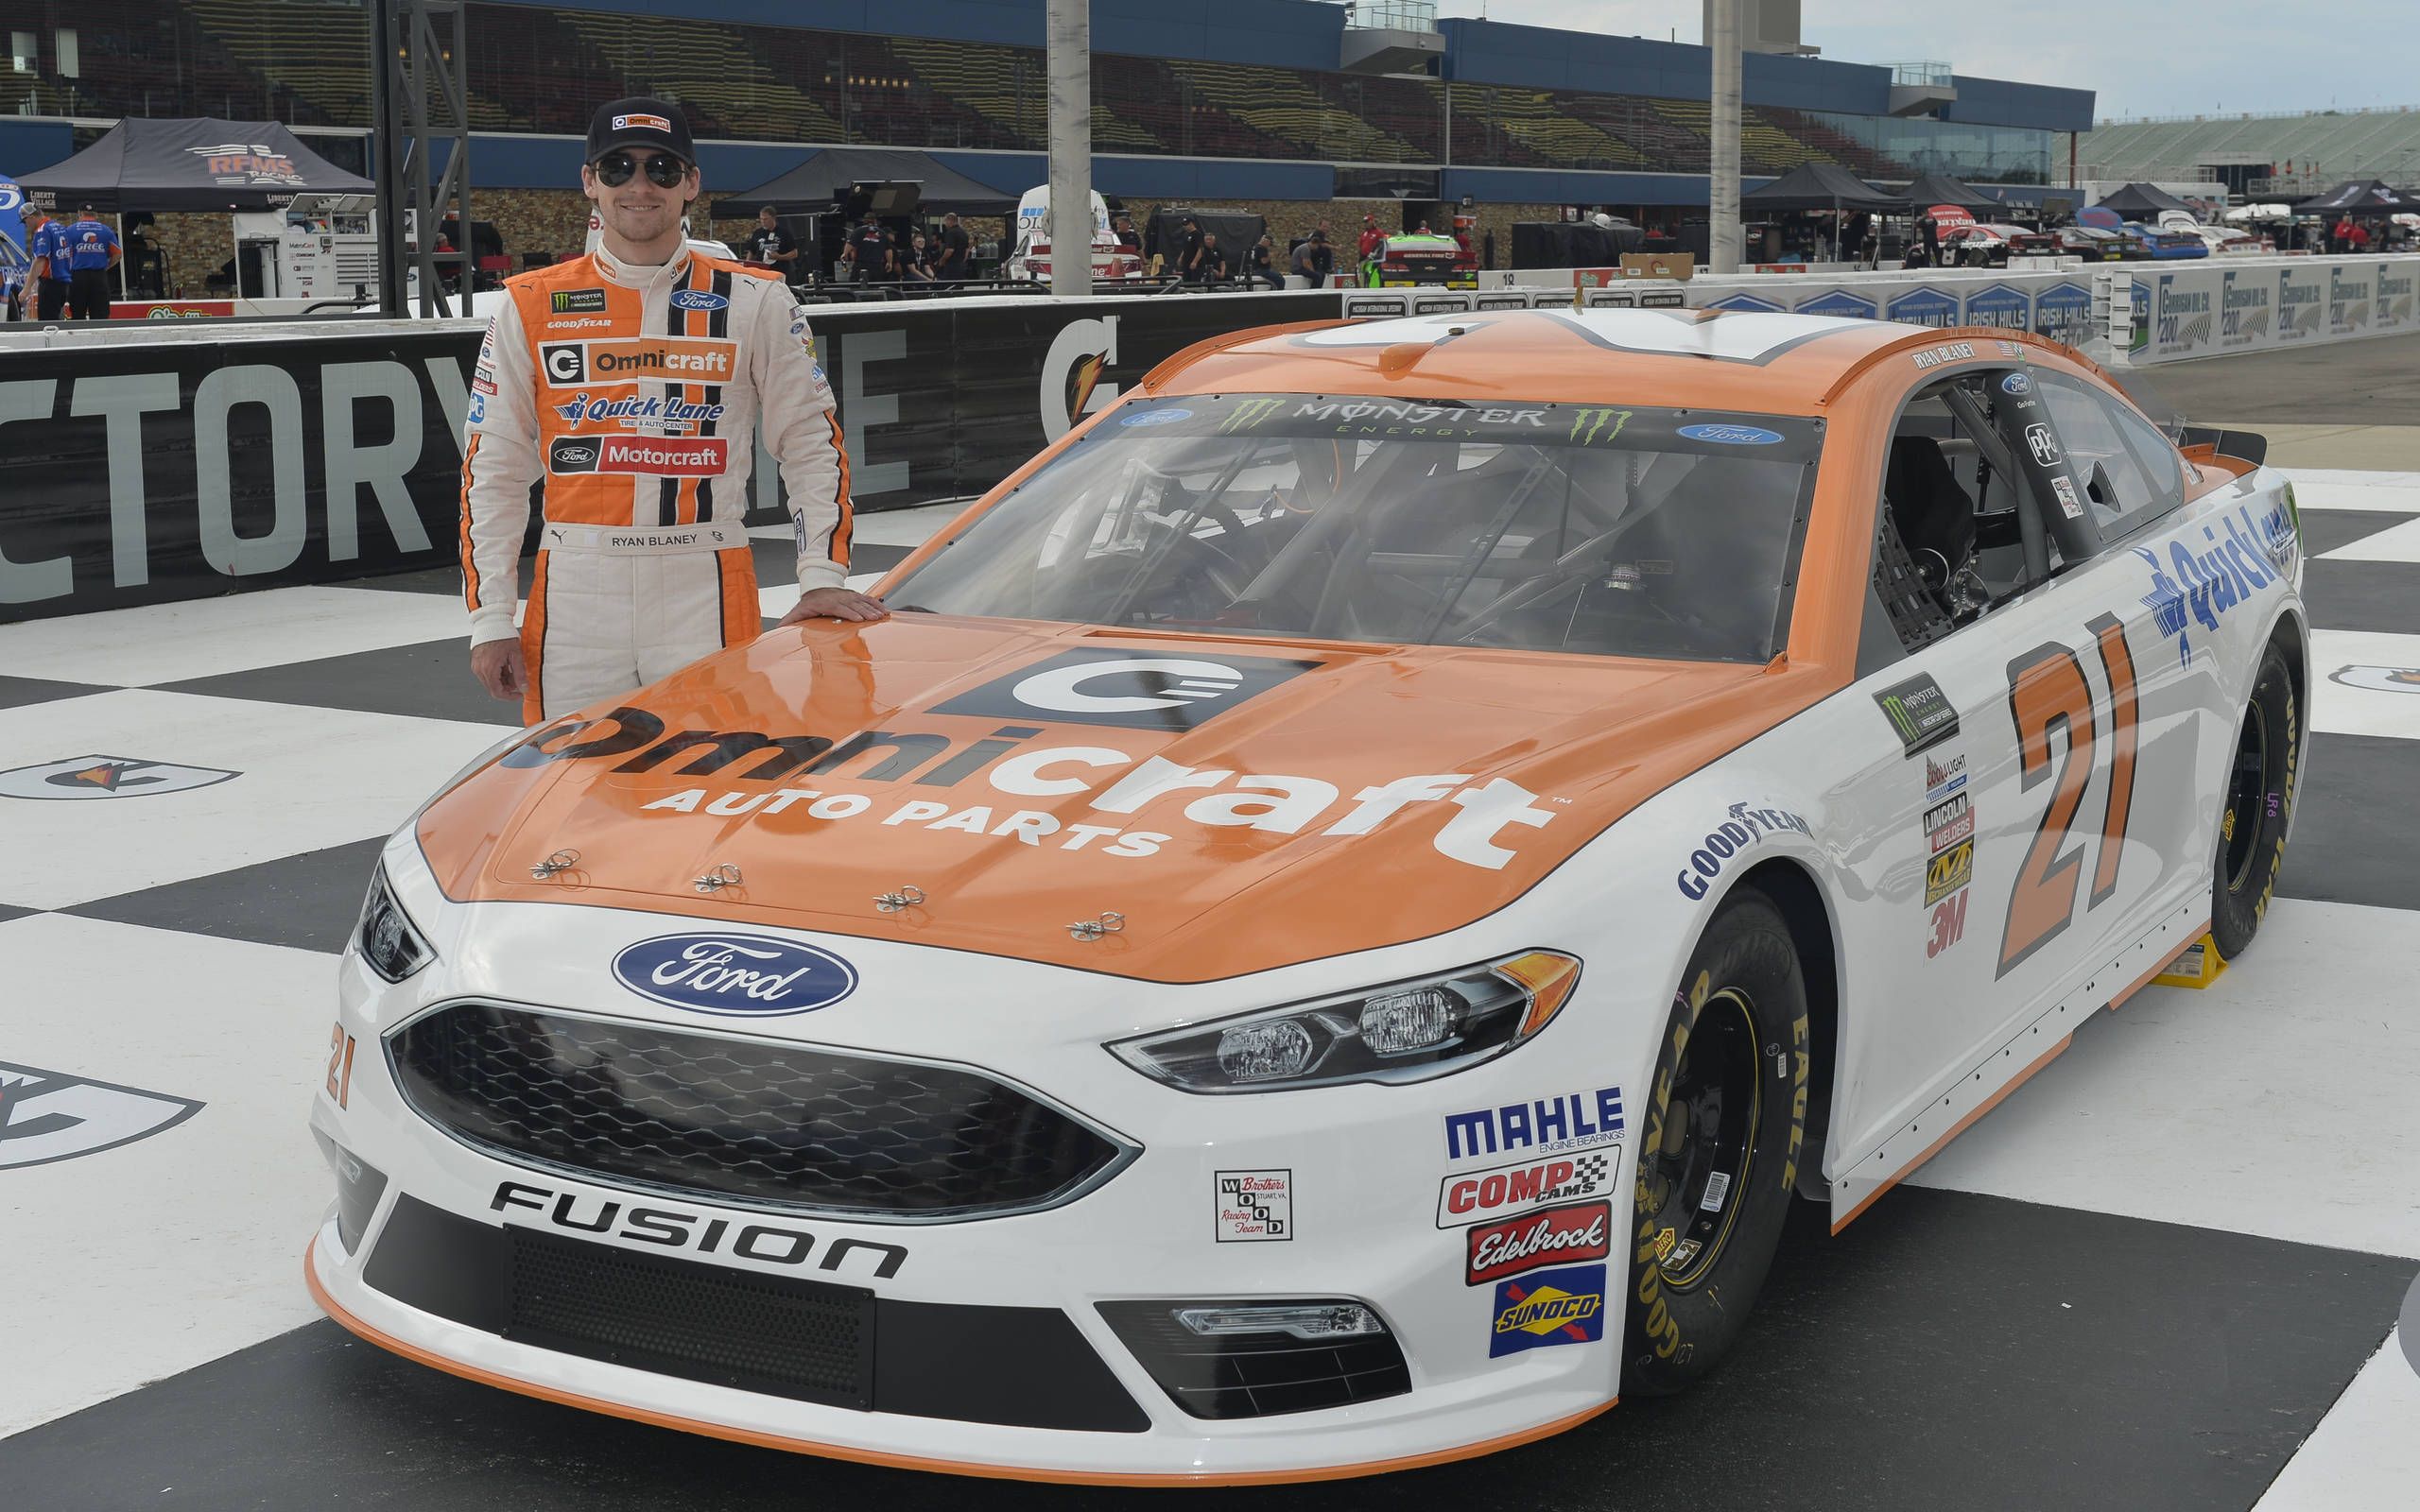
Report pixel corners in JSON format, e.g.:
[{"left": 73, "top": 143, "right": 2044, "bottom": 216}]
[
  {"left": 1874, "top": 672, "right": 1960, "bottom": 757},
  {"left": 552, "top": 287, "right": 609, "bottom": 314}
]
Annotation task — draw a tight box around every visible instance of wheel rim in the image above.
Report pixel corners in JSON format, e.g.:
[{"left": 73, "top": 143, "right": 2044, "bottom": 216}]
[
  {"left": 2222, "top": 701, "right": 2270, "bottom": 892},
  {"left": 1639, "top": 988, "right": 1762, "bottom": 1292}
]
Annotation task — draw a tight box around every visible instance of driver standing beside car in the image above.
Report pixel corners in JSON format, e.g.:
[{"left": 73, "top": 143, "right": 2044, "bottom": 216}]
[{"left": 460, "top": 97, "right": 886, "bottom": 724}]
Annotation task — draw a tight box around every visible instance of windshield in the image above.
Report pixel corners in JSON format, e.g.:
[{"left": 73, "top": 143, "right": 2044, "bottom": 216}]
[{"left": 889, "top": 394, "right": 1822, "bottom": 663}]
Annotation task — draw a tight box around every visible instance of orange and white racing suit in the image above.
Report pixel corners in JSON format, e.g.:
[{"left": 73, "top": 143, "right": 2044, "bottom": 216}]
[{"left": 460, "top": 244, "right": 853, "bottom": 722}]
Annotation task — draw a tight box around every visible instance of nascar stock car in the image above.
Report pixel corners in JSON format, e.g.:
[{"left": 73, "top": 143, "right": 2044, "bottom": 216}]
[{"left": 308, "top": 307, "right": 2306, "bottom": 1483}]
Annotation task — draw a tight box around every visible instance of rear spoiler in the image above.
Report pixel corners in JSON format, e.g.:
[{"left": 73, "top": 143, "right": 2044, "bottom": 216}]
[{"left": 2176, "top": 426, "right": 2268, "bottom": 468}]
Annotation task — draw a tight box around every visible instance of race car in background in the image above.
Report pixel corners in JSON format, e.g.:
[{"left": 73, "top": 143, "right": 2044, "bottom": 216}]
[
  {"left": 2123, "top": 221, "right": 2213, "bottom": 259},
  {"left": 309, "top": 308, "right": 2305, "bottom": 1483},
  {"left": 1361, "top": 232, "right": 1477, "bottom": 288}
]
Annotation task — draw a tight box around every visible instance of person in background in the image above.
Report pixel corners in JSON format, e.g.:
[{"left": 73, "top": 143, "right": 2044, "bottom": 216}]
[
  {"left": 1112, "top": 215, "right": 1141, "bottom": 255},
  {"left": 2330, "top": 215, "right": 2354, "bottom": 254},
  {"left": 744, "top": 205, "right": 801, "bottom": 282},
  {"left": 933, "top": 212, "right": 971, "bottom": 283},
  {"left": 842, "top": 215, "right": 893, "bottom": 289},
  {"left": 1289, "top": 228, "right": 1333, "bottom": 286},
  {"left": 1178, "top": 215, "right": 1206, "bottom": 284},
  {"left": 62, "top": 205, "right": 121, "bottom": 319},
  {"left": 25, "top": 206, "right": 71, "bottom": 320},
  {"left": 1241, "top": 232, "right": 1277, "bottom": 290},
  {"left": 901, "top": 230, "right": 940, "bottom": 293},
  {"left": 2347, "top": 217, "right": 2372, "bottom": 252},
  {"left": 1197, "top": 230, "right": 1230, "bottom": 286},
  {"left": 1357, "top": 213, "right": 1385, "bottom": 268}
]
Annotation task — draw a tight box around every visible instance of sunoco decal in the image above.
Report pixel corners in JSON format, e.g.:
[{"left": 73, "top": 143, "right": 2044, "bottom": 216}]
[
  {"left": 610, "top": 935, "right": 858, "bottom": 1017},
  {"left": 1488, "top": 1263, "right": 1607, "bottom": 1356}
]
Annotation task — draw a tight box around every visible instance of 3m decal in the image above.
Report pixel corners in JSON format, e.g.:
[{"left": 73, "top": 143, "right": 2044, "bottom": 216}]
[
  {"left": 1444, "top": 1086, "right": 1623, "bottom": 1161},
  {"left": 492, "top": 1180, "right": 905, "bottom": 1279},
  {"left": 1214, "top": 1169, "right": 1291, "bottom": 1242},
  {"left": 1874, "top": 673, "right": 1960, "bottom": 756},
  {"left": 0, "top": 756, "right": 239, "bottom": 800},
  {"left": 1927, "top": 888, "right": 1970, "bottom": 960},
  {"left": 1465, "top": 1200, "right": 1612, "bottom": 1285},
  {"left": 550, "top": 287, "right": 609, "bottom": 315},
  {"left": 1488, "top": 1263, "right": 1607, "bottom": 1356},
  {"left": 0, "top": 1061, "right": 202, "bottom": 1169},
  {"left": 1997, "top": 613, "right": 2141, "bottom": 977},
  {"left": 932, "top": 647, "right": 1322, "bottom": 732},
  {"left": 1674, "top": 803, "right": 1811, "bottom": 900},
  {"left": 1437, "top": 1150, "right": 1618, "bottom": 1227},
  {"left": 2331, "top": 665, "right": 2420, "bottom": 693},
  {"left": 610, "top": 934, "right": 858, "bottom": 1016}
]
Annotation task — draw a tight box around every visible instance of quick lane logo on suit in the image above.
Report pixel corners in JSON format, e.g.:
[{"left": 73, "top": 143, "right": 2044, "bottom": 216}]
[
  {"left": 1445, "top": 1086, "right": 1623, "bottom": 1160},
  {"left": 492, "top": 1181, "right": 905, "bottom": 1279},
  {"left": 1, "top": 1060, "right": 203, "bottom": 1169},
  {"left": 542, "top": 337, "right": 737, "bottom": 388}
]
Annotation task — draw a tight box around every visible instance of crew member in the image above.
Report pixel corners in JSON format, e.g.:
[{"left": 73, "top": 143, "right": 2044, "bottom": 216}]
[
  {"left": 744, "top": 205, "right": 800, "bottom": 282},
  {"left": 25, "top": 207, "right": 71, "bottom": 320},
  {"left": 61, "top": 205, "right": 120, "bottom": 319},
  {"left": 460, "top": 98, "right": 885, "bottom": 723}
]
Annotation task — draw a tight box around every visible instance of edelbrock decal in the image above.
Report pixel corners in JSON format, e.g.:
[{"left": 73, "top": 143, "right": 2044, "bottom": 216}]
[
  {"left": 1464, "top": 1199, "right": 1613, "bottom": 1285},
  {"left": 611, "top": 934, "right": 858, "bottom": 1016}
]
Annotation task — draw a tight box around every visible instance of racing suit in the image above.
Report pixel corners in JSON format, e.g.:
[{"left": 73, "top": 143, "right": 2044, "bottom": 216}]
[{"left": 460, "top": 244, "right": 854, "bottom": 723}]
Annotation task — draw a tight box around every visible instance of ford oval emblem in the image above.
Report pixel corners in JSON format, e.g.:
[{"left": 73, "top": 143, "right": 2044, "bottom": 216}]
[
  {"left": 611, "top": 934, "right": 857, "bottom": 1017},
  {"left": 1120, "top": 407, "right": 1192, "bottom": 426},
  {"left": 2001, "top": 371, "right": 2032, "bottom": 395},
  {"left": 670, "top": 289, "right": 730, "bottom": 312},
  {"left": 1677, "top": 423, "right": 1784, "bottom": 446}
]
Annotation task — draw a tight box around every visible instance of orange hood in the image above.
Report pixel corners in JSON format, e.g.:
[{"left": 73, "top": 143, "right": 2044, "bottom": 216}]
[{"left": 417, "top": 618, "right": 1839, "bottom": 982}]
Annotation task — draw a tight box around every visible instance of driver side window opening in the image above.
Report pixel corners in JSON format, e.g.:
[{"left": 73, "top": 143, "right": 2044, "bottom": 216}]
[{"left": 1867, "top": 372, "right": 2059, "bottom": 661}]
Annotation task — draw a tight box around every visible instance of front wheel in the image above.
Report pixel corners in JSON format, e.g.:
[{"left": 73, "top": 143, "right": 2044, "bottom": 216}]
[
  {"left": 2209, "top": 644, "right": 2298, "bottom": 959},
  {"left": 1621, "top": 885, "right": 1810, "bottom": 1396}
]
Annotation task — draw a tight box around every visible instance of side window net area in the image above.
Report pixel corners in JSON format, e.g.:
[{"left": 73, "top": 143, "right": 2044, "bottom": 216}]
[
  {"left": 1872, "top": 375, "right": 2041, "bottom": 652},
  {"left": 890, "top": 397, "right": 1823, "bottom": 664}
]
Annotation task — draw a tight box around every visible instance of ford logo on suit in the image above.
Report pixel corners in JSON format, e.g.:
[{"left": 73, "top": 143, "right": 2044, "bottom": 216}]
[{"left": 611, "top": 935, "right": 857, "bottom": 1016}]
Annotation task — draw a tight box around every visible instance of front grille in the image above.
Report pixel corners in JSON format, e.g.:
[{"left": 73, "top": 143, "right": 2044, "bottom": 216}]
[
  {"left": 507, "top": 1225, "right": 873, "bottom": 1408},
  {"left": 389, "top": 1003, "right": 1129, "bottom": 1220}
]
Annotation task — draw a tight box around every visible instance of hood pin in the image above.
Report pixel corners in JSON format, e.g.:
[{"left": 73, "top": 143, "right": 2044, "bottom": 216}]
[
  {"left": 529, "top": 849, "right": 580, "bottom": 880},
  {"left": 693, "top": 863, "right": 743, "bottom": 893},
  {"left": 873, "top": 885, "right": 926, "bottom": 914},
  {"left": 1066, "top": 912, "right": 1126, "bottom": 942}
]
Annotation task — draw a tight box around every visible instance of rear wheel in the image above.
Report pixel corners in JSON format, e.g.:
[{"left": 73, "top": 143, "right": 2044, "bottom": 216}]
[
  {"left": 1622, "top": 885, "right": 1810, "bottom": 1396},
  {"left": 2209, "top": 644, "right": 2298, "bottom": 959}
]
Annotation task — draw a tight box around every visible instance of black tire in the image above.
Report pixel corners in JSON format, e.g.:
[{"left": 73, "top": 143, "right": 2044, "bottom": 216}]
[
  {"left": 1622, "top": 885, "right": 1811, "bottom": 1396},
  {"left": 2209, "top": 644, "right": 2298, "bottom": 960}
]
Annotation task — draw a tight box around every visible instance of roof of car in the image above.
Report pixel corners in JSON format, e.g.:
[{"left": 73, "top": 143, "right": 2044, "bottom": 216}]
[{"left": 1150, "top": 307, "right": 1955, "bottom": 415}]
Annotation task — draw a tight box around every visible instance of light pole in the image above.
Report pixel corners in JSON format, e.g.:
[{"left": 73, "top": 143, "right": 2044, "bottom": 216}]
[
  {"left": 1708, "top": 0, "right": 1742, "bottom": 272},
  {"left": 1046, "top": 0, "right": 1092, "bottom": 299}
]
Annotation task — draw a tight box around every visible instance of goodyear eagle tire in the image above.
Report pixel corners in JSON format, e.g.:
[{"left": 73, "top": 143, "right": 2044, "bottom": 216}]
[
  {"left": 2209, "top": 645, "right": 2298, "bottom": 960},
  {"left": 1622, "top": 885, "right": 1810, "bottom": 1397}
]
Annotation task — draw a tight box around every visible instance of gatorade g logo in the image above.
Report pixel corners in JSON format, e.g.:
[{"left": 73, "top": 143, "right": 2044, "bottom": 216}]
[{"left": 932, "top": 647, "right": 1322, "bottom": 731}]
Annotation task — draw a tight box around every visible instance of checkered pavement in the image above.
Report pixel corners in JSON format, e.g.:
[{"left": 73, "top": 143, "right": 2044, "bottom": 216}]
[{"left": 2, "top": 485, "right": 2414, "bottom": 1510}]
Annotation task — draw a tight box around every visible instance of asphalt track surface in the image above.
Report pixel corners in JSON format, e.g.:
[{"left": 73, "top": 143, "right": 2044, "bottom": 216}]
[{"left": 6, "top": 339, "right": 2420, "bottom": 1510}]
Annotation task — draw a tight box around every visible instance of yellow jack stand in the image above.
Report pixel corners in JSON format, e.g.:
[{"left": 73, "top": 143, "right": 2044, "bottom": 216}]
[{"left": 2153, "top": 935, "right": 2229, "bottom": 989}]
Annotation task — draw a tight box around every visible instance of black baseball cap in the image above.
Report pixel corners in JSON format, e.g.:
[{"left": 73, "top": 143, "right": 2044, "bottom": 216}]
[{"left": 585, "top": 98, "right": 694, "bottom": 165}]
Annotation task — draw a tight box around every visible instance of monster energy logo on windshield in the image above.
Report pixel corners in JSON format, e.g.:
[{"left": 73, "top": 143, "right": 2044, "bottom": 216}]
[
  {"left": 1567, "top": 408, "right": 1630, "bottom": 445},
  {"left": 1220, "top": 399, "right": 1287, "bottom": 433}
]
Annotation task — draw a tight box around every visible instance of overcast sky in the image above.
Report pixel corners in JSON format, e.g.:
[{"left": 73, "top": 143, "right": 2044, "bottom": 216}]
[{"left": 1426, "top": 2, "right": 2416, "bottom": 122}]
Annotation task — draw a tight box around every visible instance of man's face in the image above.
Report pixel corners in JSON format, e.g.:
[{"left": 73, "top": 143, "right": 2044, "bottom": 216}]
[
  {"left": 759, "top": 211, "right": 776, "bottom": 229},
  {"left": 582, "top": 153, "right": 698, "bottom": 246}
]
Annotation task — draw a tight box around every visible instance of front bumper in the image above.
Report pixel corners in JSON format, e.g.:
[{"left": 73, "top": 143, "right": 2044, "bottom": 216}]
[{"left": 305, "top": 857, "right": 1633, "bottom": 1481}]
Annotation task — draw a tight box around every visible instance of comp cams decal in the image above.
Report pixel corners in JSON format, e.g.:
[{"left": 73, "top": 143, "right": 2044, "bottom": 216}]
[
  {"left": 1488, "top": 1263, "right": 1607, "bottom": 1356},
  {"left": 1444, "top": 1086, "right": 1624, "bottom": 1161},
  {"left": 1436, "top": 1150, "right": 1619, "bottom": 1228},
  {"left": 1, "top": 1061, "right": 202, "bottom": 1169},
  {"left": 1214, "top": 1169, "right": 1292, "bottom": 1242},
  {"left": 610, "top": 934, "right": 858, "bottom": 1016},
  {"left": 1464, "top": 1200, "right": 1613, "bottom": 1285},
  {"left": 0, "top": 756, "right": 239, "bottom": 800}
]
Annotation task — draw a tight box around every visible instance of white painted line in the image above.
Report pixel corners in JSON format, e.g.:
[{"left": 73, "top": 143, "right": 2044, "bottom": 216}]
[{"left": 2251, "top": 1329, "right": 2420, "bottom": 1511}]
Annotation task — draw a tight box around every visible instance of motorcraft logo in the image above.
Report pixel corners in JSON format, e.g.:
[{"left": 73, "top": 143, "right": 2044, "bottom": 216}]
[
  {"left": 1488, "top": 1263, "right": 1607, "bottom": 1356},
  {"left": 1444, "top": 1086, "right": 1623, "bottom": 1161},
  {"left": 1, "top": 1061, "right": 202, "bottom": 1169},
  {"left": 0, "top": 755, "right": 239, "bottom": 800},
  {"left": 2135, "top": 505, "right": 2283, "bottom": 668},
  {"left": 579, "top": 436, "right": 730, "bottom": 476},
  {"left": 540, "top": 337, "right": 735, "bottom": 387},
  {"left": 933, "top": 647, "right": 1321, "bottom": 732},
  {"left": 2221, "top": 271, "right": 2273, "bottom": 346},
  {"left": 1874, "top": 673, "right": 1960, "bottom": 757},
  {"left": 552, "top": 391, "right": 726, "bottom": 431},
  {"left": 1214, "top": 1169, "right": 1292, "bottom": 1242},
  {"left": 610, "top": 934, "right": 858, "bottom": 1016},
  {"left": 188, "top": 142, "right": 304, "bottom": 187},
  {"left": 1465, "top": 1200, "right": 1612, "bottom": 1285},
  {"left": 2154, "top": 276, "right": 2214, "bottom": 353},
  {"left": 2278, "top": 270, "right": 2325, "bottom": 339},
  {"left": 2328, "top": 268, "right": 2373, "bottom": 333}
]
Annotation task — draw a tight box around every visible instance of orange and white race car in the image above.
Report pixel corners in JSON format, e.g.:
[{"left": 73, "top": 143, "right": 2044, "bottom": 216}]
[{"left": 308, "top": 309, "right": 2307, "bottom": 1483}]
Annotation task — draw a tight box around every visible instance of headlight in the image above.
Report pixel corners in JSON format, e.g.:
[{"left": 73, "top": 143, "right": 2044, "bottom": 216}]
[
  {"left": 1108, "top": 952, "right": 1580, "bottom": 1093},
  {"left": 354, "top": 863, "right": 433, "bottom": 983}
]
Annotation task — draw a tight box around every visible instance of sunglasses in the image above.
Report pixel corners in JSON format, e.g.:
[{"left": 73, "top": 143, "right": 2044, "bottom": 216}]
[{"left": 594, "top": 152, "right": 689, "bottom": 189}]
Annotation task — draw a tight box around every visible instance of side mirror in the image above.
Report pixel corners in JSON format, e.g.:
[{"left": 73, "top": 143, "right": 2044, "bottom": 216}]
[{"left": 2086, "top": 460, "right": 2117, "bottom": 507}]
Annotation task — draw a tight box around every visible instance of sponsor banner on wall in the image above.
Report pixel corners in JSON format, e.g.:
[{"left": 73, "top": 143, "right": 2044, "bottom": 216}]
[
  {"left": 1792, "top": 287, "right": 1879, "bottom": 319},
  {"left": 0, "top": 292, "right": 1344, "bottom": 620},
  {"left": 2276, "top": 263, "right": 2327, "bottom": 343},
  {"left": 2377, "top": 261, "right": 2417, "bottom": 332},
  {"left": 2031, "top": 280, "right": 2093, "bottom": 347},
  {"left": 2151, "top": 266, "right": 2221, "bottom": 361},
  {"left": 2220, "top": 267, "right": 2276, "bottom": 352},
  {"left": 2328, "top": 264, "right": 2375, "bottom": 336},
  {"left": 1962, "top": 284, "right": 2031, "bottom": 330},
  {"left": 1884, "top": 284, "right": 1962, "bottom": 329}
]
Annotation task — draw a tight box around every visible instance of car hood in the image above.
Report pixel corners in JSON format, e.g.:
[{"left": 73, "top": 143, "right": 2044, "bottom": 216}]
[{"left": 416, "top": 616, "right": 1838, "bottom": 982}]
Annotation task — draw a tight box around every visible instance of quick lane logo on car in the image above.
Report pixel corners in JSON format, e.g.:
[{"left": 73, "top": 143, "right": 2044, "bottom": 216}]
[
  {"left": 1438, "top": 1150, "right": 1618, "bottom": 1228},
  {"left": 1874, "top": 672, "right": 1960, "bottom": 757},
  {"left": 1675, "top": 423, "right": 1782, "bottom": 446},
  {"left": 2135, "top": 504, "right": 2285, "bottom": 668},
  {"left": 0, "top": 756, "right": 239, "bottom": 800},
  {"left": 1488, "top": 1263, "right": 1607, "bottom": 1356},
  {"left": 1465, "top": 1200, "right": 1612, "bottom": 1285},
  {"left": 1444, "top": 1086, "right": 1623, "bottom": 1161},
  {"left": 931, "top": 647, "right": 1323, "bottom": 732},
  {"left": 611, "top": 935, "right": 858, "bottom": 1016}
]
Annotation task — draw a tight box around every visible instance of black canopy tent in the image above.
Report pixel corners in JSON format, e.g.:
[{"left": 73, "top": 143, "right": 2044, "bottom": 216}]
[
  {"left": 18, "top": 117, "right": 371, "bottom": 213},
  {"left": 2092, "top": 181, "right": 2192, "bottom": 218},
  {"left": 2293, "top": 180, "right": 2415, "bottom": 215},
  {"left": 1898, "top": 173, "right": 1999, "bottom": 211},
  {"left": 1742, "top": 163, "right": 1909, "bottom": 212},
  {"left": 712, "top": 148, "right": 1021, "bottom": 218}
]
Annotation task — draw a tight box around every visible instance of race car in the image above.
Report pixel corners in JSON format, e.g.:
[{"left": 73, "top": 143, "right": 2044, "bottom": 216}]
[
  {"left": 308, "top": 307, "right": 2306, "bottom": 1484},
  {"left": 1361, "top": 232, "right": 1476, "bottom": 288}
]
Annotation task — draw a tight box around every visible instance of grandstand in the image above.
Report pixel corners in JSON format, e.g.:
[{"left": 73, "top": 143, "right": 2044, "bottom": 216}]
[{"left": 2079, "top": 107, "right": 2420, "bottom": 193}]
